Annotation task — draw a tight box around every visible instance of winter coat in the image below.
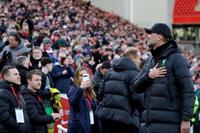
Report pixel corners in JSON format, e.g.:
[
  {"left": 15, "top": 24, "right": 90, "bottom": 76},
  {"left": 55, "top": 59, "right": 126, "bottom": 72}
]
[
  {"left": 16, "top": 65, "right": 29, "bottom": 86},
  {"left": 51, "top": 63, "right": 74, "bottom": 94},
  {"left": 67, "top": 85, "right": 101, "bottom": 133},
  {"left": 0, "top": 80, "right": 31, "bottom": 133},
  {"left": 92, "top": 69, "right": 104, "bottom": 101},
  {"left": 40, "top": 72, "right": 54, "bottom": 99},
  {"left": 134, "top": 40, "right": 195, "bottom": 133},
  {"left": 0, "top": 39, "right": 29, "bottom": 65},
  {"left": 29, "top": 56, "right": 41, "bottom": 70},
  {"left": 96, "top": 57, "right": 143, "bottom": 128},
  {"left": 21, "top": 88, "right": 54, "bottom": 133}
]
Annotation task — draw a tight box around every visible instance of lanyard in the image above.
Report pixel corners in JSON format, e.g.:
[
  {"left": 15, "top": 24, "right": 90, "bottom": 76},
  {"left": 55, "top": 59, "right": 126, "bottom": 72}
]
[
  {"left": 86, "top": 98, "right": 92, "bottom": 110},
  {"left": 11, "top": 86, "right": 20, "bottom": 107},
  {"left": 37, "top": 95, "right": 42, "bottom": 103}
]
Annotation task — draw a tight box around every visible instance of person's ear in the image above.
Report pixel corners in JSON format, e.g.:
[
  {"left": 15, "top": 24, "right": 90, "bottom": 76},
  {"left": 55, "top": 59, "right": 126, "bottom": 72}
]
[
  {"left": 3, "top": 74, "right": 9, "bottom": 81},
  {"left": 158, "top": 34, "right": 163, "bottom": 40},
  {"left": 27, "top": 79, "right": 31, "bottom": 84}
]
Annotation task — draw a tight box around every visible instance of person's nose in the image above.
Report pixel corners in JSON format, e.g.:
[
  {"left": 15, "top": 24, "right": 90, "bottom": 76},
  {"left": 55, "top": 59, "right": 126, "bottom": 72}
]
[
  {"left": 147, "top": 34, "right": 151, "bottom": 39},
  {"left": 17, "top": 75, "right": 20, "bottom": 79}
]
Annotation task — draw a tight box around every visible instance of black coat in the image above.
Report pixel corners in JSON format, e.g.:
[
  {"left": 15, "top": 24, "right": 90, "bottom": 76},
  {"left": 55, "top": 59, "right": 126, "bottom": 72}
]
[
  {"left": 96, "top": 57, "right": 143, "bottom": 128},
  {"left": 16, "top": 65, "right": 29, "bottom": 86},
  {"left": 29, "top": 56, "right": 41, "bottom": 70},
  {"left": 0, "top": 80, "right": 31, "bottom": 133},
  {"left": 40, "top": 72, "right": 54, "bottom": 99},
  {"left": 21, "top": 88, "right": 54, "bottom": 133},
  {"left": 134, "top": 40, "right": 195, "bottom": 133},
  {"left": 92, "top": 69, "right": 104, "bottom": 101}
]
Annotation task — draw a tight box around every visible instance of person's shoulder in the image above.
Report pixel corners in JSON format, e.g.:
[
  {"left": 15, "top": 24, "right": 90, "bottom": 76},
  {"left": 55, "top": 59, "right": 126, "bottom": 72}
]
[
  {"left": 21, "top": 89, "right": 37, "bottom": 101},
  {"left": 69, "top": 85, "right": 79, "bottom": 90},
  {"left": 170, "top": 52, "right": 187, "bottom": 62},
  {"left": 1, "top": 45, "right": 10, "bottom": 51},
  {"left": 0, "top": 88, "right": 12, "bottom": 100}
]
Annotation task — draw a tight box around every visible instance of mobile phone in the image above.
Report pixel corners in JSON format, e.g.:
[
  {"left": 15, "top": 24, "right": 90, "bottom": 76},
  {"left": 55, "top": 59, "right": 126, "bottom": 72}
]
[{"left": 82, "top": 74, "right": 89, "bottom": 82}]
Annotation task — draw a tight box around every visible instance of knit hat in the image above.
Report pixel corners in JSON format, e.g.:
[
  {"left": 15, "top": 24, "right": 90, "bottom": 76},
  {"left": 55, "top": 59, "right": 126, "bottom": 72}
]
[{"left": 42, "top": 37, "right": 53, "bottom": 45}]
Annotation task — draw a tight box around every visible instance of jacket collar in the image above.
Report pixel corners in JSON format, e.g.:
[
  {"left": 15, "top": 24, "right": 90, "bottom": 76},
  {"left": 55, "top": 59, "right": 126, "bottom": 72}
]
[{"left": 150, "top": 40, "right": 180, "bottom": 59}]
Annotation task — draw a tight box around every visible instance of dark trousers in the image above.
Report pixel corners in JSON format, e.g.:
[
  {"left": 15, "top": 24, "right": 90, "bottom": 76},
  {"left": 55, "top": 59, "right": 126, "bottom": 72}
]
[{"left": 102, "top": 120, "right": 138, "bottom": 133}]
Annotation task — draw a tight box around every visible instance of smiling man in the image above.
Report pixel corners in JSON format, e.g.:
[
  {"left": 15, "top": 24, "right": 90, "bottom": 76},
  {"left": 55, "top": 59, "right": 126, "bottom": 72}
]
[{"left": 0, "top": 66, "right": 31, "bottom": 133}]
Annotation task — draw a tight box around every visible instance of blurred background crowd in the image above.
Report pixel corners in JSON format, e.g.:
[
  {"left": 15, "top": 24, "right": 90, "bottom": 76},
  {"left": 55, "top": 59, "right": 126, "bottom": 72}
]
[{"left": 0, "top": 0, "right": 199, "bottom": 98}]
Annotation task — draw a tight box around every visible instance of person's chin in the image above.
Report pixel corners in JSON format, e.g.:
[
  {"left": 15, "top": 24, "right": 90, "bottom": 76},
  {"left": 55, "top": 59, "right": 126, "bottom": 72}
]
[{"left": 16, "top": 82, "right": 21, "bottom": 85}]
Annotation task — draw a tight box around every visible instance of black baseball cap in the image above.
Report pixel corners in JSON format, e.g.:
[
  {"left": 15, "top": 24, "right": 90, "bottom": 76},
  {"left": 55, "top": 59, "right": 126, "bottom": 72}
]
[{"left": 144, "top": 23, "right": 172, "bottom": 39}]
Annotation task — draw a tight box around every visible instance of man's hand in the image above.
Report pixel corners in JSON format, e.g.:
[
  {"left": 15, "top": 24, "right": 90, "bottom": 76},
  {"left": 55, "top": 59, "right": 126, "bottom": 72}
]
[
  {"left": 148, "top": 63, "right": 167, "bottom": 79},
  {"left": 51, "top": 113, "right": 61, "bottom": 121},
  {"left": 180, "top": 120, "right": 190, "bottom": 133}
]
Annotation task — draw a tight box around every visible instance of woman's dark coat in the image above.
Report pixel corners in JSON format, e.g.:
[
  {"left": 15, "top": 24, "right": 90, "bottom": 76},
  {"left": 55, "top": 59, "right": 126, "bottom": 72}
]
[{"left": 67, "top": 85, "right": 101, "bottom": 133}]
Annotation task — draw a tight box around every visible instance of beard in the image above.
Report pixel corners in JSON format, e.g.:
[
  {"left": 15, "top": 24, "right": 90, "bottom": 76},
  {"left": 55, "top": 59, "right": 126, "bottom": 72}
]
[{"left": 147, "top": 43, "right": 156, "bottom": 50}]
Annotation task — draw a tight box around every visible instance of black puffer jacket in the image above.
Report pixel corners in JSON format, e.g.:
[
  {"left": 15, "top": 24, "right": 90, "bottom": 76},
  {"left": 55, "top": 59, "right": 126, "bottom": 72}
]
[
  {"left": 21, "top": 88, "right": 54, "bottom": 133},
  {"left": 16, "top": 65, "right": 29, "bottom": 86},
  {"left": 93, "top": 69, "right": 104, "bottom": 101},
  {"left": 0, "top": 80, "right": 31, "bottom": 133},
  {"left": 134, "top": 40, "right": 194, "bottom": 133},
  {"left": 96, "top": 57, "right": 143, "bottom": 128}
]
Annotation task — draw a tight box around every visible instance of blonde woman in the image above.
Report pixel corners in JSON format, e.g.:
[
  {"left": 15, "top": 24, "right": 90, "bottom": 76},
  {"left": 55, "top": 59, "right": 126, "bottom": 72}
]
[{"left": 67, "top": 67, "right": 101, "bottom": 133}]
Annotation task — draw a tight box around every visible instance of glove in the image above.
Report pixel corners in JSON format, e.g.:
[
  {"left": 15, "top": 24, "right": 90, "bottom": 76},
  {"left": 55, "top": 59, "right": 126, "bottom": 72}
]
[
  {"left": 0, "top": 51, "right": 8, "bottom": 71},
  {"left": 6, "top": 51, "right": 12, "bottom": 60},
  {"left": 2, "top": 50, "right": 12, "bottom": 60}
]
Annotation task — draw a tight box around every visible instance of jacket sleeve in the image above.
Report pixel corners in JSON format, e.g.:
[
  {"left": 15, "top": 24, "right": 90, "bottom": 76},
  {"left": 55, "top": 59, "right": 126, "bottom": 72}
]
[
  {"left": 67, "top": 86, "right": 84, "bottom": 108},
  {"left": 128, "top": 71, "right": 144, "bottom": 111},
  {"left": 133, "top": 57, "right": 153, "bottom": 93},
  {"left": 51, "top": 67, "right": 64, "bottom": 79},
  {"left": 40, "top": 74, "right": 51, "bottom": 99},
  {"left": 24, "top": 96, "right": 54, "bottom": 124},
  {"left": 0, "top": 92, "right": 22, "bottom": 132},
  {"left": 173, "top": 54, "right": 195, "bottom": 121},
  {"left": 67, "top": 66, "right": 74, "bottom": 78}
]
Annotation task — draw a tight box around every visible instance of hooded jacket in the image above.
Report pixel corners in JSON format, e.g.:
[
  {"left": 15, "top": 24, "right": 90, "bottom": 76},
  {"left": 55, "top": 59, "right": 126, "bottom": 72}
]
[
  {"left": 0, "top": 39, "right": 29, "bottom": 64},
  {"left": 96, "top": 57, "right": 143, "bottom": 127}
]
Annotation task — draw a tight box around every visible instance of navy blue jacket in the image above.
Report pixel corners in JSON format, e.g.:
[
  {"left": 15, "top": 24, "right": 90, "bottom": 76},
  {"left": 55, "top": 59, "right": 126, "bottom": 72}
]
[
  {"left": 51, "top": 64, "right": 74, "bottom": 94},
  {"left": 67, "top": 85, "right": 101, "bottom": 133}
]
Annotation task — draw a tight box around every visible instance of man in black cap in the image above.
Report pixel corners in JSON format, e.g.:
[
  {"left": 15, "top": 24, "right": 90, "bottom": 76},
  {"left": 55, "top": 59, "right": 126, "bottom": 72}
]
[{"left": 133, "top": 23, "right": 194, "bottom": 133}]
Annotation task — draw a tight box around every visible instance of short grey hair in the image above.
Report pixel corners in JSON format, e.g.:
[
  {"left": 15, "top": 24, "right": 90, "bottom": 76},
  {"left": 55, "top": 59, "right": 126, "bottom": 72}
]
[{"left": 15, "top": 56, "right": 28, "bottom": 66}]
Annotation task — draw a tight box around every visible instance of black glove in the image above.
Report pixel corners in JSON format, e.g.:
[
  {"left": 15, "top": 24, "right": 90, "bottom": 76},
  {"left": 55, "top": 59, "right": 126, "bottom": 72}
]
[
  {"left": 6, "top": 51, "right": 12, "bottom": 60},
  {"left": 2, "top": 50, "right": 7, "bottom": 59},
  {"left": 0, "top": 51, "right": 8, "bottom": 71}
]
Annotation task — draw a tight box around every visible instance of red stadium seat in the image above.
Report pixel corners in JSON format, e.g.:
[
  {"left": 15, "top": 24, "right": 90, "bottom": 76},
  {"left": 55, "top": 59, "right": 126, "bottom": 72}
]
[{"left": 173, "top": 0, "right": 200, "bottom": 24}]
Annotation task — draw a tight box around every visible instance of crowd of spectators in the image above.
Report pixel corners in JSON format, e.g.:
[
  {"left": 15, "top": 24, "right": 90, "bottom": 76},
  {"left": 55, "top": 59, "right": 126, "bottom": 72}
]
[
  {"left": 0, "top": 0, "right": 199, "bottom": 114},
  {"left": 0, "top": 0, "right": 199, "bottom": 132}
]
